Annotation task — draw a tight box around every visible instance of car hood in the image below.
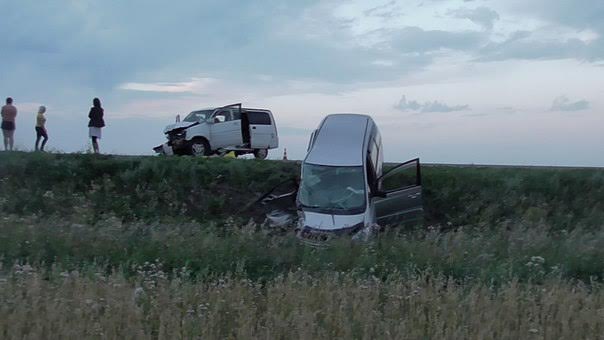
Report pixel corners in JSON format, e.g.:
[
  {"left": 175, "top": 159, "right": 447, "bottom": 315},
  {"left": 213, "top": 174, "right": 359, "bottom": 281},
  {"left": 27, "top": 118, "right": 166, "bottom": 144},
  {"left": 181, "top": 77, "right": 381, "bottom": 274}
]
[
  {"left": 298, "top": 211, "right": 366, "bottom": 232},
  {"left": 163, "top": 121, "right": 202, "bottom": 134}
]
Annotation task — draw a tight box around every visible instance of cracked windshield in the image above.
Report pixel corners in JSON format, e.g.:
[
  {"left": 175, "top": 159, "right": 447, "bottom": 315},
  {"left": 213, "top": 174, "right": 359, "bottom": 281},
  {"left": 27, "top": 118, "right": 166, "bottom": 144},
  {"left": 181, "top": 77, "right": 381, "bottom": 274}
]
[{"left": 298, "top": 164, "right": 366, "bottom": 211}]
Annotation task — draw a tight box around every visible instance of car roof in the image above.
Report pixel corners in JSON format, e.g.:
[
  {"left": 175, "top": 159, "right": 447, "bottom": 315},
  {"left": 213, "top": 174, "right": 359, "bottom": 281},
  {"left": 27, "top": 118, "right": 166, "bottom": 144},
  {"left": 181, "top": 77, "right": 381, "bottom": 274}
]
[{"left": 305, "top": 114, "right": 372, "bottom": 167}]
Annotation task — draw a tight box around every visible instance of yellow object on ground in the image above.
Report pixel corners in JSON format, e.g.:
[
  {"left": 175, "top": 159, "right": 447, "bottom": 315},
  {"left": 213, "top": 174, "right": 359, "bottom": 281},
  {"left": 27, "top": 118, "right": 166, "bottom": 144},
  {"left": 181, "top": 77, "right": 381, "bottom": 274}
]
[{"left": 224, "top": 151, "right": 236, "bottom": 158}]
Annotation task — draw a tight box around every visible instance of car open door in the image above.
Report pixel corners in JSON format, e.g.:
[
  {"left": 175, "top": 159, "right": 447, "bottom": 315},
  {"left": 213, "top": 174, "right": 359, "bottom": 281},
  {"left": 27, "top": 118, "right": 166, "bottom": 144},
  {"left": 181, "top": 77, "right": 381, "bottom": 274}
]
[
  {"left": 374, "top": 158, "right": 423, "bottom": 225},
  {"left": 209, "top": 103, "right": 243, "bottom": 148}
]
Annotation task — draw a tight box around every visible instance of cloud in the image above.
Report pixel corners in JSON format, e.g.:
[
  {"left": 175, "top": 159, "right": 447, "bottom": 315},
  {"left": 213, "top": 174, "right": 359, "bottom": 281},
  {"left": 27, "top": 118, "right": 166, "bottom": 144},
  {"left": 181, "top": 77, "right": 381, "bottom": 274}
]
[
  {"left": 550, "top": 96, "right": 590, "bottom": 112},
  {"left": 363, "top": 1, "right": 403, "bottom": 19},
  {"left": 477, "top": 30, "right": 595, "bottom": 62},
  {"left": 448, "top": 7, "right": 500, "bottom": 30},
  {"left": 387, "top": 26, "right": 485, "bottom": 53},
  {"left": 119, "top": 78, "right": 218, "bottom": 94},
  {"left": 394, "top": 95, "right": 470, "bottom": 113},
  {"left": 502, "top": 0, "right": 604, "bottom": 61}
]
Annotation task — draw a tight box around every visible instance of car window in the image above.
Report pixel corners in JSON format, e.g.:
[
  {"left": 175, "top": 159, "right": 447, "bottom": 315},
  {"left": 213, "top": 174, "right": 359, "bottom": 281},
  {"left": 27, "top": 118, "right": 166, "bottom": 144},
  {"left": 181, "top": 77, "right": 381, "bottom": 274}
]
[
  {"left": 247, "top": 111, "right": 272, "bottom": 125},
  {"left": 232, "top": 110, "right": 241, "bottom": 120},
  {"left": 213, "top": 111, "right": 230, "bottom": 123},
  {"left": 381, "top": 161, "right": 420, "bottom": 192},
  {"left": 183, "top": 110, "right": 213, "bottom": 122}
]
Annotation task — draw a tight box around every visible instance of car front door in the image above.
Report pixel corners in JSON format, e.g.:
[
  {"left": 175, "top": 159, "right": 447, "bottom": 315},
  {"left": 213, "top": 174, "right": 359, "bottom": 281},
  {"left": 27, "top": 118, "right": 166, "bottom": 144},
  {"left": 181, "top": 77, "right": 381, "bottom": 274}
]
[
  {"left": 210, "top": 106, "right": 243, "bottom": 149},
  {"left": 374, "top": 158, "right": 423, "bottom": 225}
]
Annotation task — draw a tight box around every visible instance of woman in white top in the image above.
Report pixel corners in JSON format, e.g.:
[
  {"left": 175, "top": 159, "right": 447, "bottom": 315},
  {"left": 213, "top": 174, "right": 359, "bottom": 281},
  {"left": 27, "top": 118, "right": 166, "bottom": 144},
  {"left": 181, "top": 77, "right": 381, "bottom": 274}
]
[{"left": 35, "top": 106, "right": 48, "bottom": 151}]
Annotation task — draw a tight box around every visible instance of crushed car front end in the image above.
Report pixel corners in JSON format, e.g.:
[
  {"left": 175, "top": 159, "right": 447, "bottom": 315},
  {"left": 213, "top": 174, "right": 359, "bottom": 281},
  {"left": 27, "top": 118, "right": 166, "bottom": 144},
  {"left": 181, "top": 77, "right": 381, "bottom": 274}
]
[
  {"left": 154, "top": 128, "right": 190, "bottom": 155},
  {"left": 295, "top": 210, "right": 376, "bottom": 246}
]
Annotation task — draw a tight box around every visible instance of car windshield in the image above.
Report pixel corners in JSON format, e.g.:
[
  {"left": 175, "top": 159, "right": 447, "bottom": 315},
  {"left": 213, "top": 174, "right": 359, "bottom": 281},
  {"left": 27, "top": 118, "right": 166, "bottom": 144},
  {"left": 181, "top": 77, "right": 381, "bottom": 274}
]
[
  {"left": 183, "top": 110, "right": 214, "bottom": 122},
  {"left": 298, "top": 164, "right": 366, "bottom": 212}
]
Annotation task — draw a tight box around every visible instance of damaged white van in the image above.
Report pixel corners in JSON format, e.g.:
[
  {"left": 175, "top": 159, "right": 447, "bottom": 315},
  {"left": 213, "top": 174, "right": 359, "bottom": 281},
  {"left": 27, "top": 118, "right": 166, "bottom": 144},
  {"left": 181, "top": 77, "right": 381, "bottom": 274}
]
[
  {"left": 154, "top": 103, "right": 278, "bottom": 159},
  {"left": 296, "top": 114, "right": 423, "bottom": 244}
]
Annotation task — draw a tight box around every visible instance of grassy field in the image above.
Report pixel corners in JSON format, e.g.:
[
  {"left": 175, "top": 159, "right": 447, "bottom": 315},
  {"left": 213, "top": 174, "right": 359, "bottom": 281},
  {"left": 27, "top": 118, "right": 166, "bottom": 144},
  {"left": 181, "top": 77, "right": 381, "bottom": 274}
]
[
  {"left": 1, "top": 152, "right": 603, "bottom": 338},
  {"left": 3, "top": 269, "right": 603, "bottom": 339}
]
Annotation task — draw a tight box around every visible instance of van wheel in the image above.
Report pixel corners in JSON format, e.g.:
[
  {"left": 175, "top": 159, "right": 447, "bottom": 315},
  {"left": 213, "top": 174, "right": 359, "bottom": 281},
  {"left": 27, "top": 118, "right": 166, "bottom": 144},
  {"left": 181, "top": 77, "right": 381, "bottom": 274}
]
[
  {"left": 254, "top": 149, "right": 268, "bottom": 159},
  {"left": 190, "top": 139, "right": 211, "bottom": 156}
]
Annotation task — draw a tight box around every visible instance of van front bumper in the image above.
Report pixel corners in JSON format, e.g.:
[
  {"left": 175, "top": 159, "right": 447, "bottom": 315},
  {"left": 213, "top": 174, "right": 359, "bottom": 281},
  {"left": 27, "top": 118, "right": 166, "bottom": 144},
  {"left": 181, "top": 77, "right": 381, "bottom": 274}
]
[{"left": 153, "top": 143, "right": 174, "bottom": 156}]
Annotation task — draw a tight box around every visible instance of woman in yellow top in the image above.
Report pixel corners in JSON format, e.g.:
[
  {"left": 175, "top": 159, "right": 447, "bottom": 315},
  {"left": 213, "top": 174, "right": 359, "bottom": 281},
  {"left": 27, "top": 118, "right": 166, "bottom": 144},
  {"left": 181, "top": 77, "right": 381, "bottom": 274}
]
[{"left": 35, "top": 106, "right": 48, "bottom": 152}]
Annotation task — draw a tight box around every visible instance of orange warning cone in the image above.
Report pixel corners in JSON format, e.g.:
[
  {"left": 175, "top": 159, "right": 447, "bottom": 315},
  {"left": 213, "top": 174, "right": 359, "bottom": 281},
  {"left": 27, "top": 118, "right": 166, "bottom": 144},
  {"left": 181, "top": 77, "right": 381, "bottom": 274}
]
[{"left": 282, "top": 148, "right": 288, "bottom": 160}]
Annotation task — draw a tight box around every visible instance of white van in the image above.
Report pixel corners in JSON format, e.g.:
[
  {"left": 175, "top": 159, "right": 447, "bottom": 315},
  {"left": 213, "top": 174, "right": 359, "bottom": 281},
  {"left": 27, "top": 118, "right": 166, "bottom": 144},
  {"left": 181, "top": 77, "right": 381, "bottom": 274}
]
[
  {"left": 154, "top": 103, "right": 279, "bottom": 159},
  {"left": 296, "top": 114, "right": 423, "bottom": 243}
]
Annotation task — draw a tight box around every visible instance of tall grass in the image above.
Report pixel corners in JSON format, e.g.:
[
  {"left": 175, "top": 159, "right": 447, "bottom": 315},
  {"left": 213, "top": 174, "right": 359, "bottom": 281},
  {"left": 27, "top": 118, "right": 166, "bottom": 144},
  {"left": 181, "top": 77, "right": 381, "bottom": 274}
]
[
  {"left": 1, "top": 216, "right": 603, "bottom": 284},
  {"left": 1, "top": 266, "right": 603, "bottom": 339}
]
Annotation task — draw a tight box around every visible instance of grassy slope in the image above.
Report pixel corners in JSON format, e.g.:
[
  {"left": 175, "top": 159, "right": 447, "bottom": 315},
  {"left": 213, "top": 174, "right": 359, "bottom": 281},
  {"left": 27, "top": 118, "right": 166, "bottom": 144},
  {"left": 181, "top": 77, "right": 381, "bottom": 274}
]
[
  {"left": 1, "top": 152, "right": 603, "bottom": 228},
  {"left": 0, "top": 152, "right": 603, "bottom": 282},
  {"left": 1, "top": 152, "right": 604, "bottom": 337}
]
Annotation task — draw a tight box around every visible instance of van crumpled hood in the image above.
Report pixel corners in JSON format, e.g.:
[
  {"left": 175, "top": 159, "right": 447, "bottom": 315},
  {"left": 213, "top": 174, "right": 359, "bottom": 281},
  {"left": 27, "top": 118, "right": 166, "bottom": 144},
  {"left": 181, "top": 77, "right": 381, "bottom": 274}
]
[
  {"left": 299, "top": 211, "right": 366, "bottom": 232},
  {"left": 163, "top": 121, "right": 201, "bottom": 134}
]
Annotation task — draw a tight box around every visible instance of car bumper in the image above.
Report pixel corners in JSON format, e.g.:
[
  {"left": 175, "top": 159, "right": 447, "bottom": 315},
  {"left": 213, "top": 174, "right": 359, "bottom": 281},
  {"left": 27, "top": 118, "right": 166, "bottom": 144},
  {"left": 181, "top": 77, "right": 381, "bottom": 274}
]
[{"left": 153, "top": 143, "right": 174, "bottom": 156}]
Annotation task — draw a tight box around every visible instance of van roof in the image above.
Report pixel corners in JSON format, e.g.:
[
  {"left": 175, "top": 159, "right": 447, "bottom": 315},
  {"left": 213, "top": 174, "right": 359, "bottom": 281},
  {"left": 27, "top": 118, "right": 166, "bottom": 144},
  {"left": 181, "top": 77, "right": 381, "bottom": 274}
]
[
  {"left": 305, "top": 114, "right": 371, "bottom": 167},
  {"left": 191, "top": 107, "right": 271, "bottom": 113}
]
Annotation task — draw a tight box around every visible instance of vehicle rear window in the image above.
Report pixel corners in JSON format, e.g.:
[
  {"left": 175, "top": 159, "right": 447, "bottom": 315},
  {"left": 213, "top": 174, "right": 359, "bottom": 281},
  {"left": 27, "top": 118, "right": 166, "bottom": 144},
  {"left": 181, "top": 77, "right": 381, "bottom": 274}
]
[{"left": 247, "top": 111, "right": 272, "bottom": 125}]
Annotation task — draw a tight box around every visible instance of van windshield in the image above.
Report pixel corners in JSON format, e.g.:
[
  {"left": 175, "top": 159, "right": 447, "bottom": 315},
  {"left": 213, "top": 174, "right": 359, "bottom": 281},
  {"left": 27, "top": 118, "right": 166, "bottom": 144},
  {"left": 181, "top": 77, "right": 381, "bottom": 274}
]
[
  {"left": 183, "top": 110, "right": 214, "bottom": 122},
  {"left": 298, "top": 164, "right": 366, "bottom": 213}
]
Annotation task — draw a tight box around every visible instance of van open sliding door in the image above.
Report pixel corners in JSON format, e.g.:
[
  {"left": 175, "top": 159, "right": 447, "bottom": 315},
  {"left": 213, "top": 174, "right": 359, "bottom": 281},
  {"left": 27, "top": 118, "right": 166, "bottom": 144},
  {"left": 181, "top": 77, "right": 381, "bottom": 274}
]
[{"left": 248, "top": 111, "right": 275, "bottom": 149}]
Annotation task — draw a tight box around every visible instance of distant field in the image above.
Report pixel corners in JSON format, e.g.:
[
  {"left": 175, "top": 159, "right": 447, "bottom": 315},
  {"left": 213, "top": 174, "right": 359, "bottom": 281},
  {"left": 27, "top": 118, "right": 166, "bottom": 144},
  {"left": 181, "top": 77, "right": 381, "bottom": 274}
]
[{"left": 1, "top": 152, "right": 603, "bottom": 338}]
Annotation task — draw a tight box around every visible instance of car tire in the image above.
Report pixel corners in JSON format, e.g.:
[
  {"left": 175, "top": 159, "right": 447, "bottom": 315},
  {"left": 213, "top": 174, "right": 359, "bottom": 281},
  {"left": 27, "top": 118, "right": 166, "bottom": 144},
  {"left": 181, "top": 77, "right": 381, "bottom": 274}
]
[
  {"left": 254, "top": 148, "right": 268, "bottom": 159},
  {"left": 190, "top": 139, "right": 211, "bottom": 156}
]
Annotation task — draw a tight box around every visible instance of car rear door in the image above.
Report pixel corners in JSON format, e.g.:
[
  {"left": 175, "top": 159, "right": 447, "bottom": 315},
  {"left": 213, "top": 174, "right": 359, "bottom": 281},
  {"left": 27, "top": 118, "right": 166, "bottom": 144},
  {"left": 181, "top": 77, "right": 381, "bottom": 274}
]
[
  {"left": 248, "top": 111, "right": 275, "bottom": 149},
  {"left": 374, "top": 158, "right": 423, "bottom": 225}
]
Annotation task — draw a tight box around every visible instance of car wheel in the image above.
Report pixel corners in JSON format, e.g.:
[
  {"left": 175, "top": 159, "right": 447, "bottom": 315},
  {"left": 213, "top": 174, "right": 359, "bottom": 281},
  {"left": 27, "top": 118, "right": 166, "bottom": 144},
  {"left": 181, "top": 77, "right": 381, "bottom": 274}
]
[
  {"left": 254, "top": 148, "right": 268, "bottom": 159},
  {"left": 190, "top": 139, "right": 210, "bottom": 156}
]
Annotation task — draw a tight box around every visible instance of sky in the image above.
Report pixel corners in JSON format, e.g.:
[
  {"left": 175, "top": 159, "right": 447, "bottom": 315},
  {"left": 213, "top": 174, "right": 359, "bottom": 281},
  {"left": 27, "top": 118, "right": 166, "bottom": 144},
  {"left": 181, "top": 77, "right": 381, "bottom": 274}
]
[{"left": 1, "top": 0, "right": 603, "bottom": 166}]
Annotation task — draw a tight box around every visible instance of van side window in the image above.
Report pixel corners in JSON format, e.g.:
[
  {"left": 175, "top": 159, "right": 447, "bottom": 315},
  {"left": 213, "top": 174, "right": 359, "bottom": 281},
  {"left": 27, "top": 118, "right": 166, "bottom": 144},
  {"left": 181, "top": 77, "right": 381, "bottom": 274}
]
[{"left": 247, "top": 111, "right": 272, "bottom": 125}]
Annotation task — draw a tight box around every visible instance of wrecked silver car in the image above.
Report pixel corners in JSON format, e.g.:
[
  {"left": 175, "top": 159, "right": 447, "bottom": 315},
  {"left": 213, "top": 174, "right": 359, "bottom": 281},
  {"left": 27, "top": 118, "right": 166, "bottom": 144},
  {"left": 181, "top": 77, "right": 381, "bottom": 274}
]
[
  {"left": 296, "top": 114, "right": 423, "bottom": 244},
  {"left": 254, "top": 113, "right": 423, "bottom": 245}
]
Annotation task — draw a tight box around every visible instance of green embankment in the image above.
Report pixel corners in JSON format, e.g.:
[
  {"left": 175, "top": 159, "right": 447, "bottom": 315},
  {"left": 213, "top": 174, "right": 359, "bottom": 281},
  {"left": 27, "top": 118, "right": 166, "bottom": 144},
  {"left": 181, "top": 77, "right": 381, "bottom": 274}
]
[
  {"left": 1, "top": 152, "right": 603, "bottom": 228},
  {"left": 1, "top": 152, "right": 603, "bottom": 283}
]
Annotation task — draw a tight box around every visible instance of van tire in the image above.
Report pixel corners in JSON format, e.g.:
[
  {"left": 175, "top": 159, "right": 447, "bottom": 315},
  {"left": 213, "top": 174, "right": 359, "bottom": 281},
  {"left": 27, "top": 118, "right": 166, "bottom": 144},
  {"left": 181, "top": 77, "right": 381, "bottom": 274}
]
[
  {"left": 254, "top": 149, "right": 268, "bottom": 159},
  {"left": 190, "top": 139, "right": 211, "bottom": 156}
]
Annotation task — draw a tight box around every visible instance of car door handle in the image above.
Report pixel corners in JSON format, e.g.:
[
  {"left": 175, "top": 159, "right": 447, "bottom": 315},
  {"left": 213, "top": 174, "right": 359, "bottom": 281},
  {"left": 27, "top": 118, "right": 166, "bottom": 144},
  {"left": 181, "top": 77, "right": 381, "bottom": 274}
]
[
  {"left": 252, "top": 126, "right": 256, "bottom": 129},
  {"left": 408, "top": 194, "right": 419, "bottom": 199}
]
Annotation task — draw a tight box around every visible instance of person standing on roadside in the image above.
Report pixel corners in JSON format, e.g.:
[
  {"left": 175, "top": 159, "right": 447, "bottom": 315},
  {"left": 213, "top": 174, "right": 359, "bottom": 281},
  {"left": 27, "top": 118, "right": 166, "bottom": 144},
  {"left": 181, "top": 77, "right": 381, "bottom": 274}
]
[
  {"left": 1, "top": 97, "right": 17, "bottom": 151},
  {"left": 88, "top": 98, "right": 105, "bottom": 154},
  {"left": 35, "top": 106, "right": 48, "bottom": 151}
]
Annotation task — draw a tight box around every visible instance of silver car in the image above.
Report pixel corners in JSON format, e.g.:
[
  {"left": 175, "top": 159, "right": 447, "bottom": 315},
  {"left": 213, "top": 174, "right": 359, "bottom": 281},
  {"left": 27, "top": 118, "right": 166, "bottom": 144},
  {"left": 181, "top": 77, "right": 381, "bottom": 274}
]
[
  {"left": 296, "top": 114, "right": 423, "bottom": 244},
  {"left": 154, "top": 103, "right": 279, "bottom": 159}
]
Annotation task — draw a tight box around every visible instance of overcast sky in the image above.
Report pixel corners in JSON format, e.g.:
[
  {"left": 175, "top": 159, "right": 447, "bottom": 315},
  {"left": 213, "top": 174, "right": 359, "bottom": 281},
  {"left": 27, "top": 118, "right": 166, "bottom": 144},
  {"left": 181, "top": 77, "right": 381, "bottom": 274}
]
[{"left": 1, "top": 0, "right": 603, "bottom": 166}]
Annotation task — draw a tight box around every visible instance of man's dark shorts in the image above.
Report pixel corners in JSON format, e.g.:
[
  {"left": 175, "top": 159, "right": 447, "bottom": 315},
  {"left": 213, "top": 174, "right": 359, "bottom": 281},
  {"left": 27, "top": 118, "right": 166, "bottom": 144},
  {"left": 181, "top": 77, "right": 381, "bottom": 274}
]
[{"left": 1, "top": 121, "right": 15, "bottom": 131}]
